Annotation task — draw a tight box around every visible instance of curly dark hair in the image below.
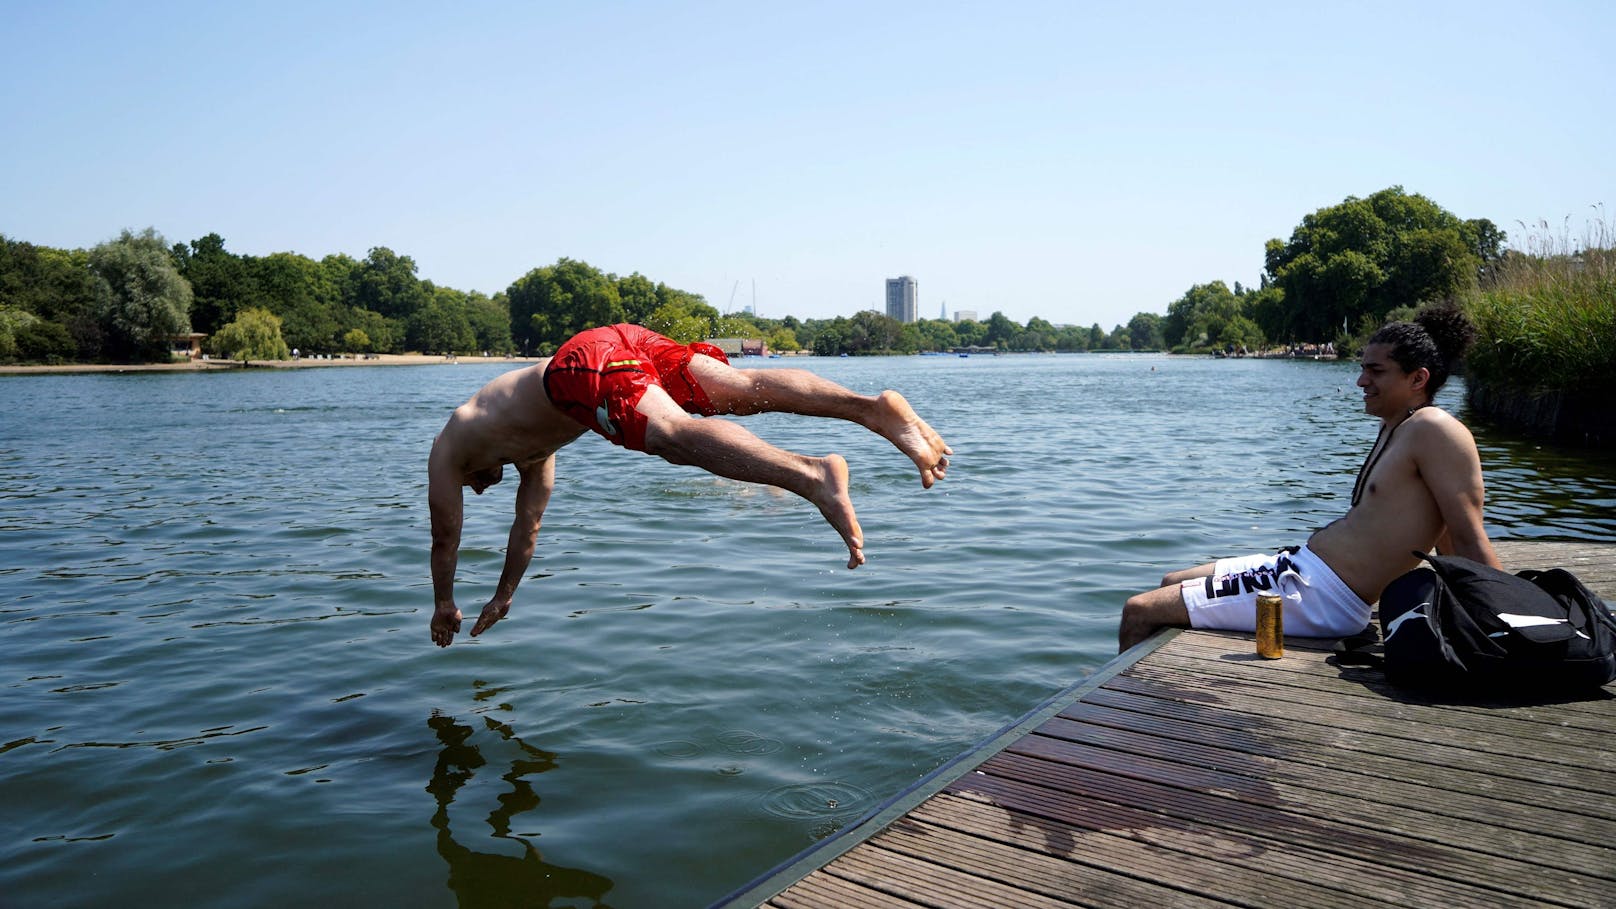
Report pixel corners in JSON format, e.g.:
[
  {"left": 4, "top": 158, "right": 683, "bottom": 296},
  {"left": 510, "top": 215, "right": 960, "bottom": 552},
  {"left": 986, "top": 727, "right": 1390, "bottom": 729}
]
[{"left": 1367, "top": 304, "right": 1477, "bottom": 398}]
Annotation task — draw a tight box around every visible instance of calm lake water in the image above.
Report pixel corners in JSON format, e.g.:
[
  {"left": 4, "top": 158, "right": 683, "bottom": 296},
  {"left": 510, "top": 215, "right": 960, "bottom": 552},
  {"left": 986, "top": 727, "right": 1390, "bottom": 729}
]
[{"left": 3, "top": 354, "right": 1613, "bottom": 907}]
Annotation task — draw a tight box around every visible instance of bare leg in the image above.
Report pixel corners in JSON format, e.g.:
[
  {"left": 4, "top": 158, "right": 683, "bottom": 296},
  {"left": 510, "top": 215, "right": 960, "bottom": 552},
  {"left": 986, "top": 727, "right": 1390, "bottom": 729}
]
[
  {"left": 1160, "top": 561, "right": 1217, "bottom": 588},
  {"left": 1119, "top": 584, "right": 1191, "bottom": 652},
  {"left": 1117, "top": 560, "right": 1215, "bottom": 651},
  {"left": 688, "top": 357, "right": 952, "bottom": 487},
  {"left": 638, "top": 388, "right": 866, "bottom": 568}
]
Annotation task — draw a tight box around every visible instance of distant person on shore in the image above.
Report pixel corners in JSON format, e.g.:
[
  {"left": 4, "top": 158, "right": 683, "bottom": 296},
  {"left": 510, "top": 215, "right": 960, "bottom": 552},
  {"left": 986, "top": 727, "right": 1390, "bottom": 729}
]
[
  {"left": 428, "top": 323, "right": 953, "bottom": 648},
  {"left": 1118, "top": 305, "right": 1501, "bottom": 651}
]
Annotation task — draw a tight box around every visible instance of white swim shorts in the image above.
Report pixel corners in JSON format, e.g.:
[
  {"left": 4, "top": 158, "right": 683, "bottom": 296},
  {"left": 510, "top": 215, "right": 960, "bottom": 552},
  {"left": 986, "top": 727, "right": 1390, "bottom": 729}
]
[{"left": 1179, "top": 543, "right": 1372, "bottom": 638}]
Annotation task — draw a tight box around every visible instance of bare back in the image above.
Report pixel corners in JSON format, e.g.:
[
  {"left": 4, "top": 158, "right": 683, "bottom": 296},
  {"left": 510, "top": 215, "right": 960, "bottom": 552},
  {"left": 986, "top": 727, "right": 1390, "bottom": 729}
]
[
  {"left": 430, "top": 362, "right": 587, "bottom": 476},
  {"left": 1308, "top": 407, "right": 1494, "bottom": 601}
]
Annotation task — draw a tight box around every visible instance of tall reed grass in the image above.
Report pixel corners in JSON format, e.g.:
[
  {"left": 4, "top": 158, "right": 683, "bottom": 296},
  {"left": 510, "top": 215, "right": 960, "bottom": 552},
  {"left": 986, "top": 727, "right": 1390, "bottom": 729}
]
[{"left": 1466, "top": 209, "right": 1615, "bottom": 395}]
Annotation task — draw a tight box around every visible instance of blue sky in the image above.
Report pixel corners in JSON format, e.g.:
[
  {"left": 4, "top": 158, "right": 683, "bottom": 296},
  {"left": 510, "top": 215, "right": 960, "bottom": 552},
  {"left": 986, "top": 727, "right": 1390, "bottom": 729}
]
[{"left": 4, "top": 1, "right": 1612, "bottom": 329}]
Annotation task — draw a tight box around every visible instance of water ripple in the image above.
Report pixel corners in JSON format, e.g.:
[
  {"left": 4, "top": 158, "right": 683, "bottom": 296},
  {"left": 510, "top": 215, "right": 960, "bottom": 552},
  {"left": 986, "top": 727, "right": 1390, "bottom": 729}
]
[{"left": 1, "top": 358, "right": 1610, "bottom": 906}]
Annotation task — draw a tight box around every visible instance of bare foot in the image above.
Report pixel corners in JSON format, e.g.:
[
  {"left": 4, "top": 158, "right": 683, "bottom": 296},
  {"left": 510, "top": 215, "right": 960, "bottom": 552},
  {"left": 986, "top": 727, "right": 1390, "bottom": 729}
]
[
  {"left": 809, "top": 454, "right": 865, "bottom": 568},
  {"left": 871, "top": 390, "right": 952, "bottom": 488}
]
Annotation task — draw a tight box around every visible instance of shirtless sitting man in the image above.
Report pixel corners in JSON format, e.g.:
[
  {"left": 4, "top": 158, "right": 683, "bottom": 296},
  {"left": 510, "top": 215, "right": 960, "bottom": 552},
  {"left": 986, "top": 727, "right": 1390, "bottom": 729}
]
[
  {"left": 1118, "top": 305, "right": 1501, "bottom": 652},
  {"left": 429, "top": 323, "right": 953, "bottom": 648}
]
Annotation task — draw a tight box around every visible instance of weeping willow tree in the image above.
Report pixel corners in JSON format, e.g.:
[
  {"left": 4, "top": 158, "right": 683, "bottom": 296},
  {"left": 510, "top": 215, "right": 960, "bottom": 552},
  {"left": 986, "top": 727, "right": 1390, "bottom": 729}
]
[{"left": 210, "top": 307, "right": 289, "bottom": 363}]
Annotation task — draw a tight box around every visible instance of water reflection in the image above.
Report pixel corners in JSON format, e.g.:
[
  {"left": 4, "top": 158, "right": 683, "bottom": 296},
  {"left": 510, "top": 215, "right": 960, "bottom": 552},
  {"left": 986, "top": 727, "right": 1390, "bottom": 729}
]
[{"left": 426, "top": 712, "right": 614, "bottom": 908}]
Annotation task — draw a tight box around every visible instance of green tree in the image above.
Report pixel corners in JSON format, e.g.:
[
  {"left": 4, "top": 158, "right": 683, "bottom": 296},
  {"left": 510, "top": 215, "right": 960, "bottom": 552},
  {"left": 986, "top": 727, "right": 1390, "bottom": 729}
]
[
  {"left": 16, "top": 318, "right": 76, "bottom": 362},
  {"left": 914, "top": 318, "right": 959, "bottom": 352},
  {"left": 953, "top": 318, "right": 987, "bottom": 348},
  {"left": 322, "top": 253, "right": 362, "bottom": 310},
  {"left": 1164, "top": 281, "right": 1241, "bottom": 350},
  {"left": 845, "top": 310, "right": 905, "bottom": 354},
  {"left": 175, "top": 233, "right": 260, "bottom": 335},
  {"left": 984, "top": 311, "right": 1019, "bottom": 348},
  {"left": 353, "top": 247, "right": 428, "bottom": 322},
  {"left": 1016, "top": 316, "right": 1056, "bottom": 351},
  {"left": 1220, "top": 314, "right": 1265, "bottom": 350},
  {"left": 507, "top": 258, "right": 624, "bottom": 354},
  {"left": 0, "top": 308, "right": 30, "bottom": 360},
  {"left": 0, "top": 236, "right": 104, "bottom": 359},
  {"left": 1245, "top": 284, "right": 1288, "bottom": 345},
  {"left": 338, "top": 307, "right": 398, "bottom": 354},
  {"left": 716, "top": 314, "right": 769, "bottom": 341},
  {"left": 211, "top": 307, "right": 289, "bottom": 362},
  {"left": 616, "top": 272, "right": 660, "bottom": 324},
  {"left": 342, "top": 328, "right": 371, "bottom": 355},
  {"left": 408, "top": 286, "right": 476, "bottom": 353},
  {"left": 465, "top": 292, "right": 514, "bottom": 353},
  {"left": 644, "top": 300, "right": 714, "bottom": 344},
  {"left": 254, "top": 252, "right": 340, "bottom": 352},
  {"left": 1127, "top": 312, "right": 1165, "bottom": 350},
  {"left": 1263, "top": 187, "right": 1498, "bottom": 342},
  {"left": 89, "top": 228, "right": 193, "bottom": 362},
  {"left": 811, "top": 317, "right": 851, "bottom": 355},
  {"left": 1054, "top": 323, "right": 1089, "bottom": 351},
  {"left": 765, "top": 326, "right": 800, "bottom": 351}
]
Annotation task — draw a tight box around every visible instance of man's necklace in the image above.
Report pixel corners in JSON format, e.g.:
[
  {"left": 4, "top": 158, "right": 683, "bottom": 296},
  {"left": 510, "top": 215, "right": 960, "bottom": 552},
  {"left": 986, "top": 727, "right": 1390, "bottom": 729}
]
[{"left": 1350, "top": 403, "right": 1430, "bottom": 507}]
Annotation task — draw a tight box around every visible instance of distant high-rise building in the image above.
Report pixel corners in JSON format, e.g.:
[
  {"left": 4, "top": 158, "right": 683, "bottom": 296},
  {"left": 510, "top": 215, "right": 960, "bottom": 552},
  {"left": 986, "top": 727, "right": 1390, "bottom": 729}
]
[
  {"left": 885, "top": 276, "right": 918, "bottom": 323},
  {"left": 939, "top": 301, "right": 947, "bottom": 320},
  {"left": 954, "top": 309, "right": 978, "bottom": 323}
]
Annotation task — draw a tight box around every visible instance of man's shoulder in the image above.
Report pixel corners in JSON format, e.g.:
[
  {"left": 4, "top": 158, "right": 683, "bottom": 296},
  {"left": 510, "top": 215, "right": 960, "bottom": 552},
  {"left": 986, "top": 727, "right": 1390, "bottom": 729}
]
[
  {"left": 1404, "top": 406, "right": 1482, "bottom": 463},
  {"left": 1407, "top": 406, "right": 1474, "bottom": 439}
]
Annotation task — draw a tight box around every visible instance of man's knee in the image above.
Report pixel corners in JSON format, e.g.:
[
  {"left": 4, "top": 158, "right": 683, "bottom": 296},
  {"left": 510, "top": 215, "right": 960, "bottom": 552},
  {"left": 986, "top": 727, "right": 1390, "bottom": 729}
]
[
  {"left": 1120, "top": 594, "right": 1155, "bottom": 632},
  {"left": 1122, "top": 588, "right": 1190, "bottom": 632},
  {"left": 635, "top": 387, "right": 696, "bottom": 461}
]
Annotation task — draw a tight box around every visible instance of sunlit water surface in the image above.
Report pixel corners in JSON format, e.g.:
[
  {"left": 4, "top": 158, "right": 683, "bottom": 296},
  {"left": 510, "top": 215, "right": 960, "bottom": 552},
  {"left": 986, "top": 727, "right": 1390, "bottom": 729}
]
[{"left": 3, "top": 355, "right": 1612, "bottom": 907}]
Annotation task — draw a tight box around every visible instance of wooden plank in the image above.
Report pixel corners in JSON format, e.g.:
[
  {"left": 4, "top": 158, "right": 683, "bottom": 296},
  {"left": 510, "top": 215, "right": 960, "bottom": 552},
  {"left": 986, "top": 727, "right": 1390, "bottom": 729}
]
[
  {"left": 1022, "top": 716, "right": 1616, "bottom": 843},
  {"left": 1124, "top": 634, "right": 1616, "bottom": 726},
  {"left": 1116, "top": 662, "right": 1616, "bottom": 761},
  {"left": 911, "top": 791, "right": 1393, "bottom": 909},
  {"left": 1494, "top": 540, "right": 1616, "bottom": 592},
  {"left": 1069, "top": 691, "right": 1616, "bottom": 811},
  {"left": 871, "top": 818, "right": 1238, "bottom": 909},
  {"left": 1167, "top": 631, "right": 1616, "bottom": 715},
  {"left": 766, "top": 871, "right": 921, "bottom": 909},
  {"left": 964, "top": 753, "right": 1612, "bottom": 908},
  {"left": 1112, "top": 659, "right": 1615, "bottom": 755},
  {"left": 995, "top": 735, "right": 1615, "bottom": 873},
  {"left": 822, "top": 845, "right": 1081, "bottom": 909},
  {"left": 943, "top": 775, "right": 1598, "bottom": 909}
]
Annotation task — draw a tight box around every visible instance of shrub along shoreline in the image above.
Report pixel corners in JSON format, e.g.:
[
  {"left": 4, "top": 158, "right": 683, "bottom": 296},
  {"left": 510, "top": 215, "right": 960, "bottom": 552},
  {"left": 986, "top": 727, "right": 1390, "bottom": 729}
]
[{"left": 1463, "top": 222, "right": 1615, "bottom": 445}]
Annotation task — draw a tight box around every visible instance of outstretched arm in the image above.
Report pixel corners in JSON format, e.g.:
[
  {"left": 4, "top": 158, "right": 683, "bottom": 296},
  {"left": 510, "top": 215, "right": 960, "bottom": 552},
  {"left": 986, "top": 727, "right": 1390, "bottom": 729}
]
[
  {"left": 1419, "top": 419, "right": 1501, "bottom": 568},
  {"left": 429, "top": 450, "right": 467, "bottom": 647},
  {"left": 470, "top": 455, "right": 556, "bottom": 638}
]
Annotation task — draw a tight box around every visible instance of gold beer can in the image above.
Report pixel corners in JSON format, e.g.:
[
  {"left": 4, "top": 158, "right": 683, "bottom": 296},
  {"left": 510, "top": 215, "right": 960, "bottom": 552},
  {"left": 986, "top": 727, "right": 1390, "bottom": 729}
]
[{"left": 1256, "top": 593, "right": 1284, "bottom": 659}]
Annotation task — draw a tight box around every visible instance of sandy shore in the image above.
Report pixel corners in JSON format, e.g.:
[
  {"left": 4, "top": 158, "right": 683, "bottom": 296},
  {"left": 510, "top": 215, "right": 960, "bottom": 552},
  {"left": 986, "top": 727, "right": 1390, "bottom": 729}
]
[{"left": 0, "top": 353, "right": 544, "bottom": 376}]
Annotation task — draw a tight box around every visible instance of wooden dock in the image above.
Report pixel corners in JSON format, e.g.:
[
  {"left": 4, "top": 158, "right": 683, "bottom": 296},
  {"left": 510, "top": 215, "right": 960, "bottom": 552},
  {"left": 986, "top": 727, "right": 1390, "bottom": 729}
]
[{"left": 717, "top": 541, "right": 1616, "bottom": 908}]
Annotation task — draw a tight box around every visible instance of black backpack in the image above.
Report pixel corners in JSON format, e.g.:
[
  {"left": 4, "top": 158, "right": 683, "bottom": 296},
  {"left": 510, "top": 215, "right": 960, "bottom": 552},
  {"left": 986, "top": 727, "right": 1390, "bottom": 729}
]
[{"left": 1378, "top": 552, "right": 1616, "bottom": 692}]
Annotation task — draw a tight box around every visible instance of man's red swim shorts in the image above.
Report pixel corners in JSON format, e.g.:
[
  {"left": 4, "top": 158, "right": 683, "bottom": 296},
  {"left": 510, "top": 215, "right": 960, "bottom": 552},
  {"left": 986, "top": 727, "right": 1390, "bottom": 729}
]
[{"left": 542, "top": 324, "right": 730, "bottom": 451}]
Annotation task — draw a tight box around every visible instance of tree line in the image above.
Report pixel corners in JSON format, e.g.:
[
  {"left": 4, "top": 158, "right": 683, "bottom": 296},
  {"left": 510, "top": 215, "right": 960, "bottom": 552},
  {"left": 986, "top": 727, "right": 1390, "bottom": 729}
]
[
  {"left": 0, "top": 186, "right": 1507, "bottom": 364},
  {"left": 1163, "top": 186, "right": 1505, "bottom": 354},
  {"left": 0, "top": 229, "right": 1160, "bottom": 363}
]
